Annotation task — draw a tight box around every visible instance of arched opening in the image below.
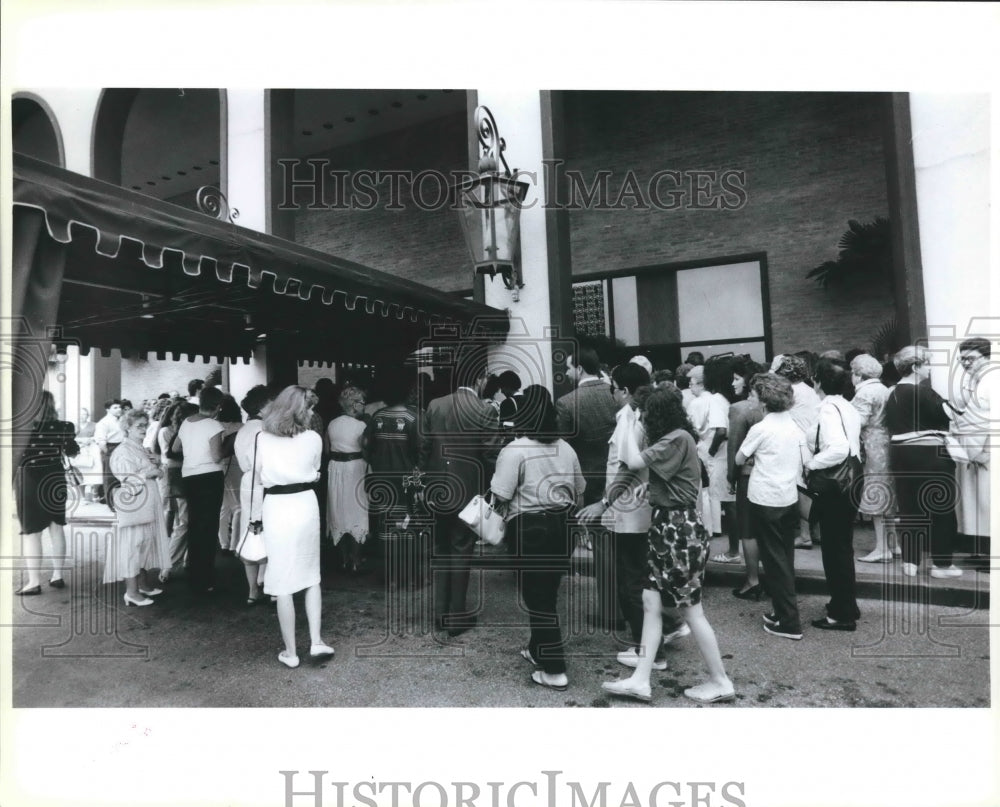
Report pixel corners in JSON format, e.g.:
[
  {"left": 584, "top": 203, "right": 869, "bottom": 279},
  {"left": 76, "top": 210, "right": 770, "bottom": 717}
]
[
  {"left": 92, "top": 88, "right": 224, "bottom": 212},
  {"left": 12, "top": 93, "right": 64, "bottom": 167}
]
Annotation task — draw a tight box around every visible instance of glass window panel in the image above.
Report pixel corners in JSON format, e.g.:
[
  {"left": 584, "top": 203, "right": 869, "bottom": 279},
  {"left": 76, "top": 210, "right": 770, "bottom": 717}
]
[
  {"left": 611, "top": 275, "right": 640, "bottom": 346},
  {"left": 676, "top": 261, "right": 764, "bottom": 343}
]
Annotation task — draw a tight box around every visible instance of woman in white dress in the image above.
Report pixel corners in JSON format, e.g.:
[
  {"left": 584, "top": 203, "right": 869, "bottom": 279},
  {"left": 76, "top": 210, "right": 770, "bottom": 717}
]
[
  {"left": 107, "top": 409, "right": 170, "bottom": 606},
  {"left": 216, "top": 394, "right": 244, "bottom": 554},
  {"left": 688, "top": 363, "right": 733, "bottom": 539},
  {"left": 850, "top": 354, "right": 899, "bottom": 562},
  {"left": 233, "top": 385, "right": 274, "bottom": 605},
  {"left": 325, "top": 385, "right": 370, "bottom": 572},
  {"left": 258, "top": 385, "right": 333, "bottom": 668}
]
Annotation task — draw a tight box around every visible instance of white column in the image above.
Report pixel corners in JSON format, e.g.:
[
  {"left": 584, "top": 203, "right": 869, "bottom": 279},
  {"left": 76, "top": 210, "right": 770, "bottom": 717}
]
[
  {"left": 474, "top": 91, "right": 554, "bottom": 392},
  {"left": 225, "top": 89, "right": 268, "bottom": 233},
  {"left": 909, "top": 94, "right": 995, "bottom": 395},
  {"left": 224, "top": 90, "right": 269, "bottom": 393},
  {"left": 228, "top": 347, "right": 267, "bottom": 414}
]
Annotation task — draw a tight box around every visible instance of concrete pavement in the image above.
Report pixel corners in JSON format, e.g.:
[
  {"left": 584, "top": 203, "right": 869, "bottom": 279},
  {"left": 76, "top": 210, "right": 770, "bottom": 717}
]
[{"left": 7, "top": 502, "right": 991, "bottom": 708}]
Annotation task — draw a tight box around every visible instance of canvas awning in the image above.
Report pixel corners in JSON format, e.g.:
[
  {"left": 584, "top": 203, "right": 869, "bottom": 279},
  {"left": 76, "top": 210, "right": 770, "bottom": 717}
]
[{"left": 11, "top": 153, "right": 508, "bottom": 368}]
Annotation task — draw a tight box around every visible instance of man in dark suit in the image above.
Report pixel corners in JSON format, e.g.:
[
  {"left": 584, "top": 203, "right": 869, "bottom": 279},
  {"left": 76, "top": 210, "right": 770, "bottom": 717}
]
[
  {"left": 419, "top": 349, "right": 498, "bottom": 636},
  {"left": 555, "top": 347, "right": 620, "bottom": 630}
]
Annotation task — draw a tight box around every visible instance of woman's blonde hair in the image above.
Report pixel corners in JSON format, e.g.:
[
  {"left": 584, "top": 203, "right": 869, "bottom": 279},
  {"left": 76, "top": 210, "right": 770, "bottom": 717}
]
[
  {"left": 262, "top": 385, "right": 318, "bottom": 437},
  {"left": 338, "top": 385, "right": 365, "bottom": 415},
  {"left": 892, "top": 345, "right": 927, "bottom": 377},
  {"left": 850, "top": 353, "right": 884, "bottom": 381}
]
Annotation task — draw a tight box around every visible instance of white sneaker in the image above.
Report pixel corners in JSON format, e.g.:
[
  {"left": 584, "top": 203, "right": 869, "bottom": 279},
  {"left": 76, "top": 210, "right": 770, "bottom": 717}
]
[
  {"left": 662, "top": 622, "right": 691, "bottom": 645},
  {"left": 616, "top": 647, "right": 667, "bottom": 671},
  {"left": 901, "top": 562, "right": 918, "bottom": 577},
  {"left": 930, "top": 565, "right": 963, "bottom": 579}
]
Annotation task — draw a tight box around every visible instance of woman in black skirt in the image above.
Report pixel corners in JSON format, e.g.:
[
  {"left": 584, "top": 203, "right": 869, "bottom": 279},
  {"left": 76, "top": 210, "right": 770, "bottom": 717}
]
[
  {"left": 15, "top": 390, "right": 79, "bottom": 594},
  {"left": 585, "top": 386, "right": 734, "bottom": 704},
  {"left": 885, "top": 345, "right": 962, "bottom": 579}
]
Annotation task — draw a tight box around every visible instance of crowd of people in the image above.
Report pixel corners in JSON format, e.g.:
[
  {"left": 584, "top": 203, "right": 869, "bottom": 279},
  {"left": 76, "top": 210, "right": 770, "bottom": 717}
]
[{"left": 12, "top": 336, "right": 990, "bottom": 700}]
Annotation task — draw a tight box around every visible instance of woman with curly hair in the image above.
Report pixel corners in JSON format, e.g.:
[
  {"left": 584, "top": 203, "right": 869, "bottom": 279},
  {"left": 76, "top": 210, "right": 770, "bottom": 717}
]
[
  {"left": 736, "top": 374, "right": 812, "bottom": 639},
  {"left": 776, "top": 354, "right": 821, "bottom": 549},
  {"left": 258, "top": 385, "right": 334, "bottom": 668},
  {"left": 107, "top": 409, "right": 170, "bottom": 605},
  {"left": 588, "top": 386, "right": 734, "bottom": 704}
]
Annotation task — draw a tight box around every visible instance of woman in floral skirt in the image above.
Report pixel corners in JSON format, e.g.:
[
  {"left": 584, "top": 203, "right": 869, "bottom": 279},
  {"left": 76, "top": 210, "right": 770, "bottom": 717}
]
[{"left": 582, "top": 386, "right": 734, "bottom": 704}]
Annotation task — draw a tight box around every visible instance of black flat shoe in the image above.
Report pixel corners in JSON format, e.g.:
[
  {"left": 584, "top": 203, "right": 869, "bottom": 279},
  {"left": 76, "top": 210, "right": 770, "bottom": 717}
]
[
  {"left": 732, "top": 583, "right": 763, "bottom": 601},
  {"left": 16, "top": 585, "right": 41, "bottom": 596},
  {"left": 48, "top": 579, "right": 66, "bottom": 589},
  {"left": 811, "top": 617, "right": 856, "bottom": 632}
]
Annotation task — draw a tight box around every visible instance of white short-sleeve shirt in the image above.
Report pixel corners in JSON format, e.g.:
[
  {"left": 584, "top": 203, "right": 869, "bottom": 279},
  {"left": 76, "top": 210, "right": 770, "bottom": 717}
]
[{"left": 739, "top": 411, "right": 807, "bottom": 507}]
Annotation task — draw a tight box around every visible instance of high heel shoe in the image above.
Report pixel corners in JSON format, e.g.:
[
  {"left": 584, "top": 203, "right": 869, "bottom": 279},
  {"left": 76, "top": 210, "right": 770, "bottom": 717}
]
[
  {"left": 123, "top": 592, "right": 154, "bottom": 607},
  {"left": 732, "top": 583, "right": 764, "bottom": 601}
]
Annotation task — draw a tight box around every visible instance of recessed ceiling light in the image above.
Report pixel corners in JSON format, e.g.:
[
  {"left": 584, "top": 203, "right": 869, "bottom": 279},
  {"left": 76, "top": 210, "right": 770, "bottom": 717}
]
[
  {"left": 368, "top": 108, "right": 379, "bottom": 116},
  {"left": 177, "top": 170, "right": 187, "bottom": 175},
  {"left": 209, "top": 159, "right": 219, "bottom": 165},
  {"left": 323, "top": 122, "right": 333, "bottom": 129},
  {"left": 391, "top": 101, "right": 403, "bottom": 108},
  {"left": 147, "top": 181, "right": 157, "bottom": 186},
  {"left": 302, "top": 129, "right": 313, "bottom": 136},
  {"left": 131, "top": 185, "right": 142, "bottom": 190},
  {"left": 416, "top": 94, "right": 428, "bottom": 100},
  {"left": 344, "top": 116, "right": 355, "bottom": 123},
  {"left": 161, "top": 176, "right": 171, "bottom": 180},
  {"left": 192, "top": 165, "right": 203, "bottom": 170}
]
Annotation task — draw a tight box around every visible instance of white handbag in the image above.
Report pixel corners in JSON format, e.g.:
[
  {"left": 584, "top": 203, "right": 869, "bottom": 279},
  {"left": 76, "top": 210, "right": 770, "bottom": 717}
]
[{"left": 458, "top": 492, "right": 506, "bottom": 546}]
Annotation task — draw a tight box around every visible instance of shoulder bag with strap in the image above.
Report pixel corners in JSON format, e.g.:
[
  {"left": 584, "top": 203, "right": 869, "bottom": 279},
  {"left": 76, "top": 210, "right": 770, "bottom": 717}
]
[
  {"left": 234, "top": 432, "right": 267, "bottom": 563},
  {"left": 806, "top": 403, "right": 863, "bottom": 499}
]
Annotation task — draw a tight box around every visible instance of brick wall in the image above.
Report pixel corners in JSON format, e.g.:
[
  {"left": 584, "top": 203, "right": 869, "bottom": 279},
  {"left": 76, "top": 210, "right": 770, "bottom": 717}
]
[
  {"left": 293, "top": 111, "right": 472, "bottom": 293},
  {"left": 288, "top": 91, "right": 896, "bottom": 356},
  {"left": 561, "top": 91, "right": 895, "bottom": 355}
]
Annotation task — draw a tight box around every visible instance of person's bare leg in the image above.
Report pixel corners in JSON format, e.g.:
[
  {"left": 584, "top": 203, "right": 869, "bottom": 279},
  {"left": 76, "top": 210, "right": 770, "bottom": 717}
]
[
  {"left": 18, "top": 531, "right": 44, "bottom": 591},
  {"left": 681, "top": 602, "right": 734, "bottom": 702},
  {"left": 48, "top": 523, "right": 67, "bottom": 583},
  {"left": 276, "top": 594, "right": 297, "bottom": 659},
  {"left": 603, "top": 588, "right": 661, "bottom": 700}
]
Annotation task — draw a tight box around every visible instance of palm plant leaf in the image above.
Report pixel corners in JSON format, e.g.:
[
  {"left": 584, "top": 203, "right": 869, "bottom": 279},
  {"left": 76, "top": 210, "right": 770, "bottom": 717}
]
[
  {"left": 870, "top": 315, "right": 902, "bottom": 361},
  {"left": 807, "top": 217, "right": 893, "bottom": 291}
]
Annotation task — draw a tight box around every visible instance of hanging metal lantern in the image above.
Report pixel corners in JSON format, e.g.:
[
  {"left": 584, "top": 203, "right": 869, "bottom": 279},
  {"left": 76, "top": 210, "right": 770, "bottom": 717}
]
[{"left": 452, "top": 106, "right": 529, "bottom": 293}]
